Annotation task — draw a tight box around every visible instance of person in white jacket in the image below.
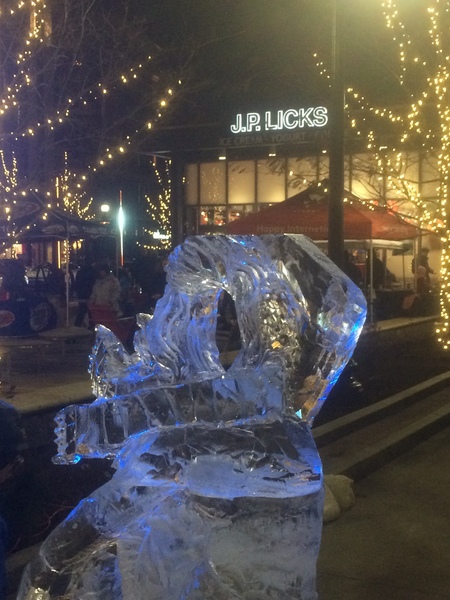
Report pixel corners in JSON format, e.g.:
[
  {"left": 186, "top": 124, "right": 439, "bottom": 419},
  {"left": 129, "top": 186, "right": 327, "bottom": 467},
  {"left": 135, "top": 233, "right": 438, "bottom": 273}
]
[{"left": 89, "top": 264, "right": 122, "bottom": 315}]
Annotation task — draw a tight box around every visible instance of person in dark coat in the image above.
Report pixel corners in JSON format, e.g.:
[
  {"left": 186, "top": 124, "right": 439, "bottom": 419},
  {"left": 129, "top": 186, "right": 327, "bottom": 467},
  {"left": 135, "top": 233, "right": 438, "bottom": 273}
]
[
  {"left": 0, "top": 515, "right": 6, "bottom": 598},
  {"left": 0, "top": 400, "right": 26, "bottom": 595},
  {"left": 74, "top": 259, "right": 97, "bottom": 327},
  {"left": 412, "top": 247, "right": 434, "bottom": 283},
  {"left": 366, "top": 250, "right": 386, "bottom": 290},
  {"left": 343, "top": 250, "right": 363, "bottom": 287},
  {"left": 148, "top": 256, "right": 168, "bottom": 311}
]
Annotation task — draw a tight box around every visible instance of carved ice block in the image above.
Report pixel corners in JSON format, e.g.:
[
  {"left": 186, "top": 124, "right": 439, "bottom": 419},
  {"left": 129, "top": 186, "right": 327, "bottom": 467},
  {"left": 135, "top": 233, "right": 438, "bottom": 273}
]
[{"left": 18, "top": 235, "right": 366, "bottom": 600}]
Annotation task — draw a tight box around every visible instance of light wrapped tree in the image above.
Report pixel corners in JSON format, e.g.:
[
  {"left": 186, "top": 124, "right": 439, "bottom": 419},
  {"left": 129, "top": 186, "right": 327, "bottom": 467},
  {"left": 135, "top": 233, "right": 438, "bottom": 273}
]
[
  {"left": 143, "top": 157, "right": 172, "bottom": 251},
  {"left": 342, "top": 0, "right": 450, "bottom": 348},
  {"left": 0, "top": 0, "right": 179, "bottom": 221}
]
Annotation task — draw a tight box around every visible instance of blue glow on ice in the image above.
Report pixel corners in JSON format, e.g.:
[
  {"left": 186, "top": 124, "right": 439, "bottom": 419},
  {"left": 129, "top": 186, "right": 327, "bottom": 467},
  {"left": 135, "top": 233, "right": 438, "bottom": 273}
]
[{"left": 19, "top": 234, "right": 366, "bottom": 600}]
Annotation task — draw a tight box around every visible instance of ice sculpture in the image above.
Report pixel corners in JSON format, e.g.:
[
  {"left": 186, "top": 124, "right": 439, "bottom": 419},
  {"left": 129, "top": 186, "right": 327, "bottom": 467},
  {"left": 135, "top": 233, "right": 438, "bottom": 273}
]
[{"left": 18, "top": 234, "right": 366, "bottom": 600}]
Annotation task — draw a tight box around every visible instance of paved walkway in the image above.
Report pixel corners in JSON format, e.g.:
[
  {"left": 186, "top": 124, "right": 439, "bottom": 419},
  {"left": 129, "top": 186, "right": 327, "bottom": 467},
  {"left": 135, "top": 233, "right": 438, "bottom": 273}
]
[
  {"left": 4, "top": 315, "right": 438, "bottom": 416},
  {"left": 7, "top": 424, "right": 450, "bottom": 599},
  {"left": 4, "top": 315, "right": 449, "bottom": 599},
  {"left": 318, "top": 426, "right": 450, "bottom": 600},
  {"left": 2, "top": 336, "right": 93, "bottom": 414}
]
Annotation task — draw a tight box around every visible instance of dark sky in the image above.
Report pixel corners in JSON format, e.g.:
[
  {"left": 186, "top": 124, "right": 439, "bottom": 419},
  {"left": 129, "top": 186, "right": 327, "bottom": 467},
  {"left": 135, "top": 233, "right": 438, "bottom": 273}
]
[
  {"left": 140, "top": 0, "right": 422, "bottom": 128},
  {"left": 88, "top": 0, "right": 431, "bottom": 202}
]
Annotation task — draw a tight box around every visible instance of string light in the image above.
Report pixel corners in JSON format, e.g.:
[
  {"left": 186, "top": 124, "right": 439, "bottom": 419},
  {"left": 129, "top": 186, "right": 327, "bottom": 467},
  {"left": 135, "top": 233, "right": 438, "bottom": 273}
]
[
  {"left": 55, "top": 152, "right": 93, "bottom": 218},
  {"left": 0, "top": 0, "right": 181, "bottom": 245},
  {"left": 312, "top": 1, "right": 450, "bottom": 347},
  {"left": 377, "top": 0, "right": 450, "bottom": 349}
]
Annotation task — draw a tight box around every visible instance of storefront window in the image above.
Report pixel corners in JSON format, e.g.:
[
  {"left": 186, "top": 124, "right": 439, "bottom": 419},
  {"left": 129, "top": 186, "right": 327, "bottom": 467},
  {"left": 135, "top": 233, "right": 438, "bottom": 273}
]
[
  {"left": 287, "top": 157, "right": 318, "bottom": 195},
  {"left": 228, "top": 161, "right": 255, "bottom": 204},
  {"left": 420, "top": 152, "right": 440, "bottom": 199},
  {"left": 228, "top": 204, "right": 254, "bottom": 222},
  {"left": 199, "top": 206, "right": 226, "bottom": 232},
  {"left": 384, "top": 151, "right": 419, "bottom": 201},
  {"left": 351, "top": 153, "right": 383, "bottom": 199},
  {"left": 185, "top": 206, "right": 199, "bottom": 236},
  {"left": 200, "top": 162, "right": 226, "bottom": 205},
  {"left": 318, "top": 153, "right": 329, "bottom": 180},
  {"left": 257, "top": 159, "right": 285, "bottom": 203},
  {"left": 185, "top": 164, "right": 199, "bottom": 206}
]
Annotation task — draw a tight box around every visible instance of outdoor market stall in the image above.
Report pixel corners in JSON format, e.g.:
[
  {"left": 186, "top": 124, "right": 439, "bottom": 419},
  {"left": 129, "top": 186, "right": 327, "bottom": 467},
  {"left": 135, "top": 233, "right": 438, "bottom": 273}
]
[
  {"left": 227, "top": 182, "right": 432, "bottom": 321},
  {"left": 226, "top": 182, "right": 421, "bottom": 242},
  {"left": 0, "top": 192, "right": 114, "bottom": 331}
]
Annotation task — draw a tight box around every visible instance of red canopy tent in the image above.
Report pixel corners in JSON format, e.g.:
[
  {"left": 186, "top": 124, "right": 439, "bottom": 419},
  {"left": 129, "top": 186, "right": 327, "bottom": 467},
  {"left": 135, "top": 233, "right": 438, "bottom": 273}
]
[
  {"left": 227, "top": 184, "right": 421, "bottom": 242},
  {"left": 227, "top": 183, "right": 428, "bottom": 322}
]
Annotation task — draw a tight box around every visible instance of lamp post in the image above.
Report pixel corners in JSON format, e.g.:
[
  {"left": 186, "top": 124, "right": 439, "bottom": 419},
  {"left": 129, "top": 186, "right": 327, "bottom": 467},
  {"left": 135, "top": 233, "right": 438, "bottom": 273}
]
[
  {"left": 118, "top": 190, "right": 125, "bottom": 268},
  {"left": 328, "top": 0, "right": 345, "bottom": 269},
  {"left": 100, "top": 197, "right": 124, "bottom": 270}
]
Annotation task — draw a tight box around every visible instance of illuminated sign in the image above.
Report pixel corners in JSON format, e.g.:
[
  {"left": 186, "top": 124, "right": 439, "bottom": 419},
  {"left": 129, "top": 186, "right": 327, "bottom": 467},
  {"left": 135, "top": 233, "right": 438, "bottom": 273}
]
[
  {"left": 230, "top": 107, "right": 328, "bottom": 134},
  {"left": 153, "top": 231, "right": 170, "bottom": 240}
]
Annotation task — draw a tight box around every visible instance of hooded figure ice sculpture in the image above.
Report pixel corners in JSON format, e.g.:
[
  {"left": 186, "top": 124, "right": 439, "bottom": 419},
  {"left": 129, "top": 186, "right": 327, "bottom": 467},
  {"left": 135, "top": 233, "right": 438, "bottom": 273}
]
[{"left": 19, "top": 235, "right": 366, "bottom": 600}]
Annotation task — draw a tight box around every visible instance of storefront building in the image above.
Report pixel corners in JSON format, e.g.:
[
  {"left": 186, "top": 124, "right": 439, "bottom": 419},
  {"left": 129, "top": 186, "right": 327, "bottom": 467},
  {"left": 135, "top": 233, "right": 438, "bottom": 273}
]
[{"left": 167, "top": 106, "right": 441, "bottom": 243}]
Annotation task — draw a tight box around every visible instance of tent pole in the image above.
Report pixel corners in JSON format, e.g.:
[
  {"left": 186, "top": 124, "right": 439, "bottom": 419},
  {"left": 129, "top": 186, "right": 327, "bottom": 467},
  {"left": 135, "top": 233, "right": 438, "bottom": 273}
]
[
  {"left": 402, "top": 252, "right": 406, "bottom": 288},
  {"left": 65, "top": 225, "right": 70, "bottom": 328},
  {"left": 413, "top": 237, "right": 417, "bottom": 292},
  {"left": 369, "top": 239, "right": 374, "bottom": 324},
  {"left": 116, "top": 231, "right": 120, "bottom": 274}
]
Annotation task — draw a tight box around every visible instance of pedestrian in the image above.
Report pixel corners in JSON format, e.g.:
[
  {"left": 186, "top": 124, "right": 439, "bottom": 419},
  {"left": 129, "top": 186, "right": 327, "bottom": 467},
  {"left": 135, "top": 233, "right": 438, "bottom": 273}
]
[
  {"left": 365, "top": 250, "right": 386, "bottom": 290},
  {"left": 117, "top": 267, "right": 134, "bottom": 317},
  {"left": 148, "top": 255, "right": 168, "bottom": 311},
  {"left": 130, "top": 247, "right": 155, "bottom": 311},
  {"left": 74, "top": 258, "right": 97, "bottom": 327},
  {"left": 45, "top": 263, "right": 66, "bottom": 327},
  {"left": 89, "top": 264, "right": 122, "bottom": 315},
  {"left": 0, "top": 399, "right": 26, "bottom": 597},
  {"left": 0, "top": 515, "right": 6, "bottom": 599},
  {"left": 412, "top": 247, "right": 434, "bottom": 283},
  {"left": 343, "top": 250, "right": 363, "bottom": 287}
]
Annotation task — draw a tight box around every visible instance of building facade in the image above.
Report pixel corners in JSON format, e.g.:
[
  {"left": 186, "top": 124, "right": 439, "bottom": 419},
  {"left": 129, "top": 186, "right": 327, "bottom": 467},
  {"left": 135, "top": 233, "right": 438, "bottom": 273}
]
[{"left": 183, "top": 148, "right": 440, "bottom": 237}]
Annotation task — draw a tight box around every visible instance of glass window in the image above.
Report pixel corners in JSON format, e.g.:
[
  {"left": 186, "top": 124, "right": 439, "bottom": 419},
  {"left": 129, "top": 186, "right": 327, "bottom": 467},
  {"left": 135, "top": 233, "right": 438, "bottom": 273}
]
[
  {"left": 257, "top": 158, "right": 285, "bottom": 203},
  {"left": 228, "top": 161, "right": 255, "bottom": 204},
  {"left": 287, "top": 157, "right": 318, "bottom": 196},
  {"left": 199, "top": 206, "right": 226, "bottom": 232},
  {"left": 421, "top": 152, "right": 440, "bottom": 199},
  {"left": 383, "top": 151, "right": 419, "bottom": 201},
  {"left": 228, "top": 204, "right": 254, "bottom": 223},
  {"left": 318, "top": 153, "right": 329, "bottom": 180},
  {"left": 185, "top": 206, "right": 199, "bottom": 236},
  {"left": 185, "top": 164, "right": 199, "bottom": 206},
  {"left": 350, "top": 153, "right": 383, "bottom": 199},
  {"left": 200, "top": 162, "right": 226, "bottom": 205}
]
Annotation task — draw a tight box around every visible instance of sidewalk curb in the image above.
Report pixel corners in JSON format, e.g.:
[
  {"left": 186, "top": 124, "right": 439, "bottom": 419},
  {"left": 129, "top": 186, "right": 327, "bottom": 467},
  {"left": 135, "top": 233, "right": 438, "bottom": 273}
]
[
  {"left": 313, "top": 371, "right": 450, "bottom": 448},
  {"left": 322, "top": 403, "right": 450, "bottom": 482},
  {"left": 314, "top": 371, "right": 450, "bottom": 482},
  {"left": 7, "top": 372, "right": 450, "bottom": 596}
]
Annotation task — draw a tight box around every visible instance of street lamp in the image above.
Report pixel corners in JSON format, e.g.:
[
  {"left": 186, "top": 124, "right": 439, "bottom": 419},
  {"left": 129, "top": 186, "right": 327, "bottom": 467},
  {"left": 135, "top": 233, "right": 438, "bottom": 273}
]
[
  {"left": 118, "top": 190, "right": 125, "bottom": 268},
  {"left": 328, "top": 0, "right": 345, "bottom": 269},
  {"left": 99, "top": 199, "right": 124, "bottom": 269}
]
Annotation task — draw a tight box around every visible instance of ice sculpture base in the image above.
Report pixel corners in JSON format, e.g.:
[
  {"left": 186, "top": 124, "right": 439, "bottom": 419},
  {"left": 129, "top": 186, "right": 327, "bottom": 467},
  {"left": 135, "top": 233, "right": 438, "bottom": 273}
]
[
  {"left": 18, "top": 234, "right": 367, "bottom": 600},
  {"left": 19, "top": 489, "right": 323, "bottom": 600},
  {"left": 19, "top": 420, "right": 324, "bottom": 600},
  {"left": 201, "top": 492, "right": 324, "bottom": 600}
]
